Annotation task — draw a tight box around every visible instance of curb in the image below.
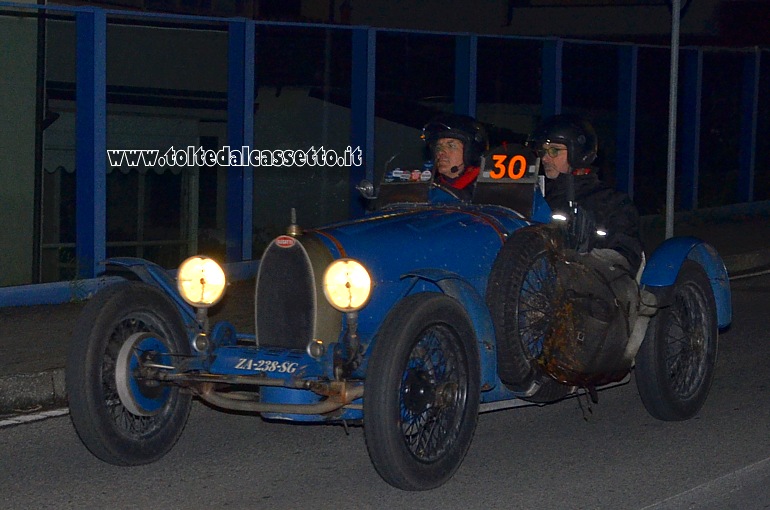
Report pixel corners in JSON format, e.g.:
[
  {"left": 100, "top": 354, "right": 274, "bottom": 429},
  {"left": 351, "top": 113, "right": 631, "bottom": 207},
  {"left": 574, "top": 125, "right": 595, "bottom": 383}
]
[
  {"left": 0, "top": 369, "right": 67, "bottom": 416},
  {"left": 724, "top": 249, "right": 770, "bottom": 275}
]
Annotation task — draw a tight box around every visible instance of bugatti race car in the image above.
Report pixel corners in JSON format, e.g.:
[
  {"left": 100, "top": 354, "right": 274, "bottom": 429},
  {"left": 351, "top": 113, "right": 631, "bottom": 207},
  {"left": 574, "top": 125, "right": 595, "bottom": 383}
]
[{"left": 65, "top": 144, "right": 732, "bottom": 491}]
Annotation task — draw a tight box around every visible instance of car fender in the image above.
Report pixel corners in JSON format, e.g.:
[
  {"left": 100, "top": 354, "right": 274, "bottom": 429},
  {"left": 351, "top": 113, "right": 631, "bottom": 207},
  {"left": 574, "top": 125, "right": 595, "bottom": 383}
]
[
  {"left": 402, "top": 269, "right": 498, "bottom": 390},
  {"left": 641, "top": 237, "right": 732, "bottom": 328},
  {"left": 102, "top": 257, "right": 198, "bottom": 330}
]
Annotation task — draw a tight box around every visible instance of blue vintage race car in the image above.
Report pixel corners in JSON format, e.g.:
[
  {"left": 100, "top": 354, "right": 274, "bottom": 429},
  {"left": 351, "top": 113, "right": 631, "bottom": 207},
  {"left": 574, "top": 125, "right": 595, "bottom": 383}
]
[{"left": 65, "top": 144, "right": 732, "bottom": 491}]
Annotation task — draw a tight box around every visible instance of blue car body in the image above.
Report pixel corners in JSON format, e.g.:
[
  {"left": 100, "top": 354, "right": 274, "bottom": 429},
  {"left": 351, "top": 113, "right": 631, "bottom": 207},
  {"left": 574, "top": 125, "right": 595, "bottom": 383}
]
[
  {"left": 69, "top": 144, "right": 732, "bottom": 491},
  {"left": 105, "top": 148, "right": 732, "bottom": 422}
]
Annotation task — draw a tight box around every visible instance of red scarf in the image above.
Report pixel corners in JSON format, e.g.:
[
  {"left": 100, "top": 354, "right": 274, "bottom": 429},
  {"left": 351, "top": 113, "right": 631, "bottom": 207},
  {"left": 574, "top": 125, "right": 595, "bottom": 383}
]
[{"left": 438, "top": 166, "right": 480, "bottom": 190}]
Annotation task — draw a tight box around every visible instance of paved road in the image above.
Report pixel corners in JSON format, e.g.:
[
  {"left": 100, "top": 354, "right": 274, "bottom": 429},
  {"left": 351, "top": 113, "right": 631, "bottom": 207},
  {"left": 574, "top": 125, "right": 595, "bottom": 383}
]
[{"left": 1, "top": 273, "right": 770, "bottom": 509}]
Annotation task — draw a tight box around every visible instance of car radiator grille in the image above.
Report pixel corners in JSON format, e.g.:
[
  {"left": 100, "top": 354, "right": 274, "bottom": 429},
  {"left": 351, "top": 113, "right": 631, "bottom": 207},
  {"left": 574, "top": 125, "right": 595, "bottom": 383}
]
[{"left": 255, "top": 238, "right": 316, "bottom": 349}]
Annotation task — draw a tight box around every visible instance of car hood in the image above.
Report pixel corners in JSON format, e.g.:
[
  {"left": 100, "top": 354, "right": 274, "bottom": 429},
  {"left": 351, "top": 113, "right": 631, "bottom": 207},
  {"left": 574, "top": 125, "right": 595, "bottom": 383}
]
[{"left": 305, "top": 204, "right": 530, "bottom": 285}]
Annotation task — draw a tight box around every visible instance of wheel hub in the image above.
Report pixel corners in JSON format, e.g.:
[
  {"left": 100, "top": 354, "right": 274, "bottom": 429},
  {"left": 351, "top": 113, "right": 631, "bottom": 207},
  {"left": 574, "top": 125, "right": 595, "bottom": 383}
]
[
  {"left": 437, "top": 382, "right": 459, "bottom": 407},
  {"left": 115, "top": 332, "right": 172, "bottom": 416},
  {"left": 403, "top": 369, "right": 435, "bottom": 414}
]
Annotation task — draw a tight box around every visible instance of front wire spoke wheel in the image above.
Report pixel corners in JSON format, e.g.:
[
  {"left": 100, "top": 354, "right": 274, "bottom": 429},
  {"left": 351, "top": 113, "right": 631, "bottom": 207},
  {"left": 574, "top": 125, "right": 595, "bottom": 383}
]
[
  {"left": 66, "top": 282, "right": 193, "bottom": 465},
  {"left": 399, "top": 326, "right": 463, "bottom": 462},
  {"left": 365, "top": 293, "right": 480, "bottom": 491}
]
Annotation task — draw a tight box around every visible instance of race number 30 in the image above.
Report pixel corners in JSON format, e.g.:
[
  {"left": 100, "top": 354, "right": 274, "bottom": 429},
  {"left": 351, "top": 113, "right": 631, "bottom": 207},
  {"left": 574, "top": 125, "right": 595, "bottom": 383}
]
[{"left": 489, "top": 154, "right": 527, "bottom": 180}]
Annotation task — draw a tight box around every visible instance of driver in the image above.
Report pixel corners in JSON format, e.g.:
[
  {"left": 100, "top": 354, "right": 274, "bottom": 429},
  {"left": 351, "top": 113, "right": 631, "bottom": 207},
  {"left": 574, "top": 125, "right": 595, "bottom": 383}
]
[
  {"left": 421, "top": 114, "right": 488, "bottom": 199},
  {"left": 529, "top": 114, "right": 643, "bottom": 273}
]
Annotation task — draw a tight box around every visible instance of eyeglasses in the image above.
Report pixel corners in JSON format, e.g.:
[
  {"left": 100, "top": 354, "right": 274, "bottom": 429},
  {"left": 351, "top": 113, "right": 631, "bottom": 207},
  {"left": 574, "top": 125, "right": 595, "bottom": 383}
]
[{"left": 537, "top": 147, "right": 566, "bottom": 158}]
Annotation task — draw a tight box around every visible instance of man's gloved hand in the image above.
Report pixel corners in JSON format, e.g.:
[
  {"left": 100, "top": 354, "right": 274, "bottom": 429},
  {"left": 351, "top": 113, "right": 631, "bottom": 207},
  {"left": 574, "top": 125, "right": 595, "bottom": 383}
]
[{"left": 566, "top": 206, "right": 597, "bottom": 253}]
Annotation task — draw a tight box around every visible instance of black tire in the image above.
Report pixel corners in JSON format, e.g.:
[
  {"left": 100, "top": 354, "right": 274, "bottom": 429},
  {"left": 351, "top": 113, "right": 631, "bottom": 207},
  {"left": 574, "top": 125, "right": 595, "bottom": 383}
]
[
  {"left": 364, "top": 293, "right": 480, "bottom": 491},
  {"left": 486, "top": 226, "right": 569, "bottom": 402},
  {"left": 635, "top": 260, "right": 718, "bottom": 421},
  {"left": 66, "top": 281, "right": 193, "bottom": 465}
]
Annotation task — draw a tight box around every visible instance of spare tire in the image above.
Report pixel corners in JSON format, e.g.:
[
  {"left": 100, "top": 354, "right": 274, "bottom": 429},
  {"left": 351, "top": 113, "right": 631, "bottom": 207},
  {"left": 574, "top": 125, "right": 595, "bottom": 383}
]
[{"left": 486, "top": 225, "right": 569, "bottom": 403}]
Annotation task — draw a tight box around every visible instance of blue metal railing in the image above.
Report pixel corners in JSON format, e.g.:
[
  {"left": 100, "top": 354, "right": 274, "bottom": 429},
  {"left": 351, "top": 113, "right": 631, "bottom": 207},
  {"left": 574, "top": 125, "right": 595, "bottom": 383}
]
[{"left": 0, "top": 1, "right": 767, "bottom": 304}]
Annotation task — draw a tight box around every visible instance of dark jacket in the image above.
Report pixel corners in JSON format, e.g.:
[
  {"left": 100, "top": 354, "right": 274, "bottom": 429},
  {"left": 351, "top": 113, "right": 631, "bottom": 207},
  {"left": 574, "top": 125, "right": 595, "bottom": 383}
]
[{"left": 545, "top": 172, "right": 643, "bottom": 272}]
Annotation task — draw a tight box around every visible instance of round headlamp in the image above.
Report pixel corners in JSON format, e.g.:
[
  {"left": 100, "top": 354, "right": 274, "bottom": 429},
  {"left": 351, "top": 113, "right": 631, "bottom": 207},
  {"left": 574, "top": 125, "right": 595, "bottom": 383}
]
[
  {"left": 177, "top": 256, "right": 227, "bottom": 308},
  {"left": 323, "top": 258, "right": 372, "bottom": 312}
]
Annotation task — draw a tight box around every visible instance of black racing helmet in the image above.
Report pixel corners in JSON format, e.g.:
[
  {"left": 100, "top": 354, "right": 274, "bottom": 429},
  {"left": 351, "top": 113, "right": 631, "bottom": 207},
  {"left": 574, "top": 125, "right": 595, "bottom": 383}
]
[
  {"left": 528, "top": 114, "right": 598, "bottom": 169},
  {"left": 421, "top": 114, "right": 488, "bottom": 167}
]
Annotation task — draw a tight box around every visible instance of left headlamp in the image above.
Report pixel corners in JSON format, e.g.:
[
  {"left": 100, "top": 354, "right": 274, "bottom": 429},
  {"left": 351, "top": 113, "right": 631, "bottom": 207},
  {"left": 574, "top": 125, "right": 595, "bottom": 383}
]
[{"left": 322, "top": 258, "right": 372, "bottom": 312}]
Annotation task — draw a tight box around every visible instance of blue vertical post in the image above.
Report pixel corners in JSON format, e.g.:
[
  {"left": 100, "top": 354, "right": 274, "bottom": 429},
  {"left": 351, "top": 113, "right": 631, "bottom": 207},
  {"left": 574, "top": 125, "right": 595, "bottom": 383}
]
[
  {"left": 738, "top": 49, "right": 760, "bottom": 203},
  {"left": 679, "top": 48, "right": 702, "bottom": 211},
  {"left": 75, "top": 8, "right": 107, "bottom": 279},
  {"left": 616, "top": 45, "right": 638, "bottom": 197},
  {"left": 226, "top": 19, "right": 255, "bottom": 262},
  {"left": 541, "top": 38, "right": 563, "bottom": 118},
  {"left": 350, "top": 27, "right": 375, "bottom": 218},
  {"left": 454, "top": 34, "right": 477, "bottom": 118}
]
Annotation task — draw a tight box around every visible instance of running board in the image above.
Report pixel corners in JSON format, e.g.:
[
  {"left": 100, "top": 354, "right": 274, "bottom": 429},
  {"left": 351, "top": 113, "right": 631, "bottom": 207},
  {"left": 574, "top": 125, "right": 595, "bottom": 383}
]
[{"left": 479, "top": 374, "right": 631, "bottom": 414}]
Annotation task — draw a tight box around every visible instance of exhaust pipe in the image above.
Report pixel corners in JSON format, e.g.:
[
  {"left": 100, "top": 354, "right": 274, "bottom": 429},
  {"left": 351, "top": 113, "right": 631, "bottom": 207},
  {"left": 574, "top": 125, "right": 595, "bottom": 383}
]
[{"left": 196, "top": 381, "right": 364, "bottom": 415}]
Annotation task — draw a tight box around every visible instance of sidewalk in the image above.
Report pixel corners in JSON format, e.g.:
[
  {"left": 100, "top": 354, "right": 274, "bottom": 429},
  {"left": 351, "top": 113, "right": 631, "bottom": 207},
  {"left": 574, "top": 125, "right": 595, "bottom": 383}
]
[
  {"left": 2, "top": 205, "right": 770, "bottom": 416},
  {"left": 0, "top": 276, "right": 257, "bottom": 416}
]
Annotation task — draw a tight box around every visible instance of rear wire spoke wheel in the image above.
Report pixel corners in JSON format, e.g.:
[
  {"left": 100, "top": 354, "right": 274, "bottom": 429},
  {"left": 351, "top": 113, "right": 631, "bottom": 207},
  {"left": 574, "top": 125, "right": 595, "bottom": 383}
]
[
  {"left": 635, "top": 261, "right": 718, "bottom": 421},
  {"left": 487, "top": 226, "right": 569, "bottom": 402},
  {"left": 364, "top": 293, "right": 480, "bottom": 491},
  {"left": 66, "top": 282, "right": 192, "bottom": 465}
]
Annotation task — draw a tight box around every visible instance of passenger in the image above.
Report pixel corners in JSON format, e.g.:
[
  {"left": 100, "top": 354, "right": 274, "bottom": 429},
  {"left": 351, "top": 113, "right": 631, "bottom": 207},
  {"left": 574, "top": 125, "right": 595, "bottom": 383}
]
[
  {"left": 421, "top": 114, "right": 488, "bottom": 200},
  {"left": 529, "top": 114, "right": 643, "bottom": 273}
]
